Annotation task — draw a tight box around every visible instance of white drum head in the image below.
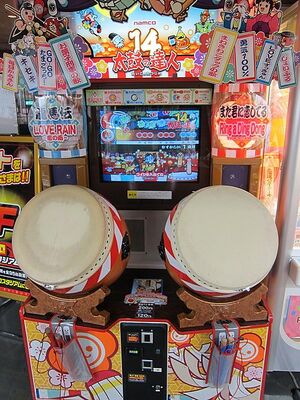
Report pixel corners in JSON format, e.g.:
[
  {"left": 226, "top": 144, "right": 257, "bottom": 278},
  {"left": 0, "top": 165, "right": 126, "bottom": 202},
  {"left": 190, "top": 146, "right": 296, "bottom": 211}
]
[
  {"left": 12, "top": 185, "right": 113, "bottom": 289},
  {"left": 172, "top": 186, "right": 278, "bottom": 293}
]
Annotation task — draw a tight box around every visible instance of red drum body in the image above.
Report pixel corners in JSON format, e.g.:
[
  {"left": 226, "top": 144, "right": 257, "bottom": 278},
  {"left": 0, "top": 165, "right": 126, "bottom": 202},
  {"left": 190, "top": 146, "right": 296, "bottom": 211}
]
[
  {"left": 12, "top": 185, "right": 129, "bottom": 296},
  {"left": 162, "top": 186, "right": 278, "bottom": 297}
]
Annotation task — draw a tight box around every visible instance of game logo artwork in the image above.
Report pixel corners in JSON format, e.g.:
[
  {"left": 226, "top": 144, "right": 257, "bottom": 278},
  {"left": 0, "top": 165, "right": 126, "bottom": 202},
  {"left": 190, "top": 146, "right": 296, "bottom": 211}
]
[
  {"left": 99, "top": 108, "right": 200, "bottom": 182},
  {"left": 0, "top": 137, "right": 39, "bottom": 301}
]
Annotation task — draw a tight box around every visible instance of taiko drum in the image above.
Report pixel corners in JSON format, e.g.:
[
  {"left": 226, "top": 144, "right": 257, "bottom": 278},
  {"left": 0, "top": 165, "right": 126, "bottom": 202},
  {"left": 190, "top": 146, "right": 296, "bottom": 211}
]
[
  {"left": 12, "top": 185, "right": 129, "bottom": 295},
  {"left": 161, "top": 186, "right": 278, "bottom": 297}
]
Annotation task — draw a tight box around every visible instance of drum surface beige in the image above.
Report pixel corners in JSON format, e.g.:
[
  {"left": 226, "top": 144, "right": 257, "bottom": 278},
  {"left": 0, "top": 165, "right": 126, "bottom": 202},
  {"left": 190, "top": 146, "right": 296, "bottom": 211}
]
[
  {"left": 12, "top": 185, "right": 113, "bottom": 288},
  {"left": 173, "top": 186, "right": 278, "bottom": 292}
]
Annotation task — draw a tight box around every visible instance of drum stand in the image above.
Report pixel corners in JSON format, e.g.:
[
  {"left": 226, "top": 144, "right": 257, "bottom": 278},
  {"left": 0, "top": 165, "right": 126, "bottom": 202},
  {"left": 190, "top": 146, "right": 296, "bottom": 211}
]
[
  {"left": 177, "top": 283, "right": 268, "bottom": 328},
  {"left": 24, "top": 280, "right": 111, "bottom": 326}
]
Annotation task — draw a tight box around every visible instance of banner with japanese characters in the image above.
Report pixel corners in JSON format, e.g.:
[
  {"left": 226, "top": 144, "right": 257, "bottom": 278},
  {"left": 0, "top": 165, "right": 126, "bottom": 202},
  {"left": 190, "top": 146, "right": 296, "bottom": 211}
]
[
  {"left": 37, "top": 44, "right": 57, "bottom": 91},
  {"left": 66, "top": 6, "right": 219, "bottom": 80},
  {"left": 2, "top": 53, "right": 18, "bottom": 92},
  {"left": 15, "top": 54, "right": 38, "bottom": 93},
  {"left": 234, "top": 32, "right": 256, "bottom": 83},
  {"left": 28, "top": 94, "right": 86, "bottom": 155},
  {"left": 50, "top": 34, "right": 90, "bottom": 91},
  {"left": 212, "top": 85, "right": 271, "bottom": 158},
  {"left": 0, "top": 137, "right": 39, "bottom": 301},
  {"left": 277, "top": 48, "right": 297, "bottom": 89}
]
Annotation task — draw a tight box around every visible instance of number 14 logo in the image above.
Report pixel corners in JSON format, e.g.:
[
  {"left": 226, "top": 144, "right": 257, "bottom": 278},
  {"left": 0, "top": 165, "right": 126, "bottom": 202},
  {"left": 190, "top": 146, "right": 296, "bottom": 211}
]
[{"left": 128, "top": 28, "right": 162, "bottom": 55}]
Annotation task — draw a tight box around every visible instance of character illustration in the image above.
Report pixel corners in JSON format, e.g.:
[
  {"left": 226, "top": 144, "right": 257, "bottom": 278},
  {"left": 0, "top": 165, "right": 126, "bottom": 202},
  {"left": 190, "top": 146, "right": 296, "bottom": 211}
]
[
  {"left": 81, "top": 9, "right": 102, "bottom": 39},
  {"left": 32, "top": 0, "right": 48, "bottom": 19},
  {"left": 230, "top": 0, "right": 249, "bottom": 32},
  {"left": 8, "top": 2, "right": 47, "bottom": 50},
  {"left": 95, "top": 0, "right": 197, "bottom": 23},
  {"left": 246, "top": 0, "right": 282, "bottom": 35},
  {"left": 222, "top": 0, "right": 249, "bottom": 32},
  {"left": 149, "top": 0, "right": 209, "bottom": 22},
  {"left": 95, "top": 0, "right": 151, "bottom": 23},
  {"left": 191, "top": 10, "right": 213, "bottom": 44},
  {"left": 109, "top": 33, "right": 125, "bottom": 48},
  {"left": 175, "top": 26, "right": 190, "bottom": 50}
]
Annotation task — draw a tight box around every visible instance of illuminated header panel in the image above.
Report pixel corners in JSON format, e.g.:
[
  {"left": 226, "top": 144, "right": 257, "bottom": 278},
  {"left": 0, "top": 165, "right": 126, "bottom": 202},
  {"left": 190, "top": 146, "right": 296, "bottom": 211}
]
[{"left": 100, "top": 109, "right": 200, "bottom": 183}]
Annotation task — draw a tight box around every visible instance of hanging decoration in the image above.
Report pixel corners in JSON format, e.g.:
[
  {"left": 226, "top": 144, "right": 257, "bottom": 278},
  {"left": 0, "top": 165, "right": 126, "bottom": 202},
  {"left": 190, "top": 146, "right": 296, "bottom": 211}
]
[
  {"left": 57, "top": 0, "right": 298, "bottom": 88},
  {"left": 2, "top": 0, "right": 298, "bottom": 89},
  {"left": 4, "top": 1, "right": 90, "bottom": 93}
]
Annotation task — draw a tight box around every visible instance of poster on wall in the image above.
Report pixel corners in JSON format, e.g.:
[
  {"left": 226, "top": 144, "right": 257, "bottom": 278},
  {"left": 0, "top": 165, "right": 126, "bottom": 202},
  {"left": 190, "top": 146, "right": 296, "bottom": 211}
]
[
  {"left": 0, "top": 137, "right": 39, "bottom": 301},
  {"left": 28, "top": 94, "right": 86, "bottom": 157}
]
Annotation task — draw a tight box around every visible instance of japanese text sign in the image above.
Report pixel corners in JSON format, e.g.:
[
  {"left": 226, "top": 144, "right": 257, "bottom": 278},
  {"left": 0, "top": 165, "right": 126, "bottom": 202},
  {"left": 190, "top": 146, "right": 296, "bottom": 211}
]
[
  {"left": 0, "top": 139, "right": 38, "bottom": 301},
  {"left": 2, "top": 53, "right": 18, "bottom": 92},
  {"left": 15, "top": 54, "right": 38, "bottom": 93},
  {"left": 28, "top": 95, "right": 83, "bottom": 151},
  {"left": 200, "top": 27, "right": 238, "bottom": 84},
  {"left": 234, "top": 32, "right": 256, "bottom": 83},
  {"left": 256, "top": 40, "right": 282, "bottom": 85},
  {"left": 37, "top": 44, "right": 57, "bottom": 91},
  {"left": 50, "top": 34, "right": 90, "bottom": 91},
  {"left": 277, "top": 48, "right": 297, "bottom": 89}
]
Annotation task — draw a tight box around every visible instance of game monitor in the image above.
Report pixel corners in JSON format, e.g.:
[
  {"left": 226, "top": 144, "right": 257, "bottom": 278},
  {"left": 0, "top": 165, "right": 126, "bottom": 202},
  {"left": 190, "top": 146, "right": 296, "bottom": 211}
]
[{"left": 88, "top": 104, "right": 211, "bottom": 210}]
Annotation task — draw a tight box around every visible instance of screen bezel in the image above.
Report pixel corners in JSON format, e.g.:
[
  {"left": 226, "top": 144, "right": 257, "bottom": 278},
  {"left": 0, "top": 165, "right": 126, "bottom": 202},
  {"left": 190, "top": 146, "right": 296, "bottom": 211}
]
[{"left": 87, "top": 83, "right": 212, "bottom": 210}]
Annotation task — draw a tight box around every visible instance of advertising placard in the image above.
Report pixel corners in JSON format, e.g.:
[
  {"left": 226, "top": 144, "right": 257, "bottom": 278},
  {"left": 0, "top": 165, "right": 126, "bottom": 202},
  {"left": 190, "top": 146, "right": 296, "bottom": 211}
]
[{"left": 0, "top": 137, "right": 39, "bottom": 301}]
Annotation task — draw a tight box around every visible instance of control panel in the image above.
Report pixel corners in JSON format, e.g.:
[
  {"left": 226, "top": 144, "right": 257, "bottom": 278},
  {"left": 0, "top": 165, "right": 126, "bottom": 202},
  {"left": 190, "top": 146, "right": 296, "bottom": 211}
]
[{"left": 121, "top": 322, "right": 168, "bottom": 400}]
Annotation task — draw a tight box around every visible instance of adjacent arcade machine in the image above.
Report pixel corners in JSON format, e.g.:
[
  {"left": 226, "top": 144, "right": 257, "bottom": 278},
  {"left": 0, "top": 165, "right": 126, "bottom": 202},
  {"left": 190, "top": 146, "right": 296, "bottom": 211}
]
[{"left": 14, "top": 184, "right": 278, "bottom": 400}]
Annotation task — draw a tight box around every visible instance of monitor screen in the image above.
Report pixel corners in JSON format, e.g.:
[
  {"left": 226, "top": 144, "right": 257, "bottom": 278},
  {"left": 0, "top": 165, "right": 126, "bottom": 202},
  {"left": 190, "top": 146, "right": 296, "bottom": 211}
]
[{"left": 99, "top": 108, "right": 200, "bottom": 182}]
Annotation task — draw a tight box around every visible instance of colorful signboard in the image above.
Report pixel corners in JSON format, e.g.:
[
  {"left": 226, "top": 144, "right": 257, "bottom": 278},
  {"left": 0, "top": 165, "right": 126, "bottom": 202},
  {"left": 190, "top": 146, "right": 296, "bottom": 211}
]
[
  {"left": 21, "top": 313, "right": 271, "bottom": 400},
  {"left": 28, "top": 94, "right": 85, "bottom": 152},
  {"left": 66, "top": 6, "right": 219, "bottom": 80},
  {"left": 0, "top": 137, "right": 39, "bottom": 301},
  {"left": 212, "top": 85, "right": 270, "bottom": 158}
]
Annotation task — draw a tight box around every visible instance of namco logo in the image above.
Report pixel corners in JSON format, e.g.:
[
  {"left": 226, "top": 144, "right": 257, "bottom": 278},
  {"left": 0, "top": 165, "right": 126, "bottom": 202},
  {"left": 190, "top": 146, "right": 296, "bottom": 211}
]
[
  {"left": 0, "top": 203, "right": 20, "bottom": 238},
  {"left": 133, "top": 20, "right": 156, "bottom": 26}
]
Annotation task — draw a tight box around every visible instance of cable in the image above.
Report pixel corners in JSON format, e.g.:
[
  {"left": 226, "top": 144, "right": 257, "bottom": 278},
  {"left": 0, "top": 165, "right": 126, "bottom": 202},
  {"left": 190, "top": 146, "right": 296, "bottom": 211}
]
[
  {"left": 0, "top": 299, "right": 15, "bottom": 309},
  {"left": 289, "top": 371, "right": 300, "bottom": 390},
  {"left": 0, "top": 331, "right": 22, "bottom": 340}
]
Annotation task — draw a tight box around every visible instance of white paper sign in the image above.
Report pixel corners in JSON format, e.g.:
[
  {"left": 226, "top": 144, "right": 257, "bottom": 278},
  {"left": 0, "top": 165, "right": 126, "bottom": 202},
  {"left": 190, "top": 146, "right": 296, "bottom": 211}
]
[
  {"left": 256, "top": 40, "right": 282, "bottom": 85},
  {"left": 2, "top": 53, "right": 18, "bottom": 92},
  {"left": 15, "top": 54, "right": 38, "bottom": 93},
  {"left": 50, "top": 34, "right": 90, "bottom": 91},
  {"left": 37, "top": 44, "right": 57, "bottom": 91},
  {"left": 234, "top": 32, "right": 256, "bottom": 83},
  {"left": 200, "top": 27, "right": 238, "bottom": 84},
  {"left": 277, "top": 48, "right": 297, "bottom": 89}
]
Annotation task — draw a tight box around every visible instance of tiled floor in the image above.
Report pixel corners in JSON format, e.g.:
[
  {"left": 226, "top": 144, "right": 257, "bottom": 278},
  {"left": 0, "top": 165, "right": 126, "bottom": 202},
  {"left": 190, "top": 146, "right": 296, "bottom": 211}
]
[{"left": 0, "top": 298, "right": 300, "bottom": 400}]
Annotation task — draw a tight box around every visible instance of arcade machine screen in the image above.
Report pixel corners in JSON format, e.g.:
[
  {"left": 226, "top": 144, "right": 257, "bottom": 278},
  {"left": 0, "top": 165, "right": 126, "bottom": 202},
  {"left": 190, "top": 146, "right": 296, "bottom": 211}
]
[{"left": 99, "top": 108, "right": 200, "bottom": 183}]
